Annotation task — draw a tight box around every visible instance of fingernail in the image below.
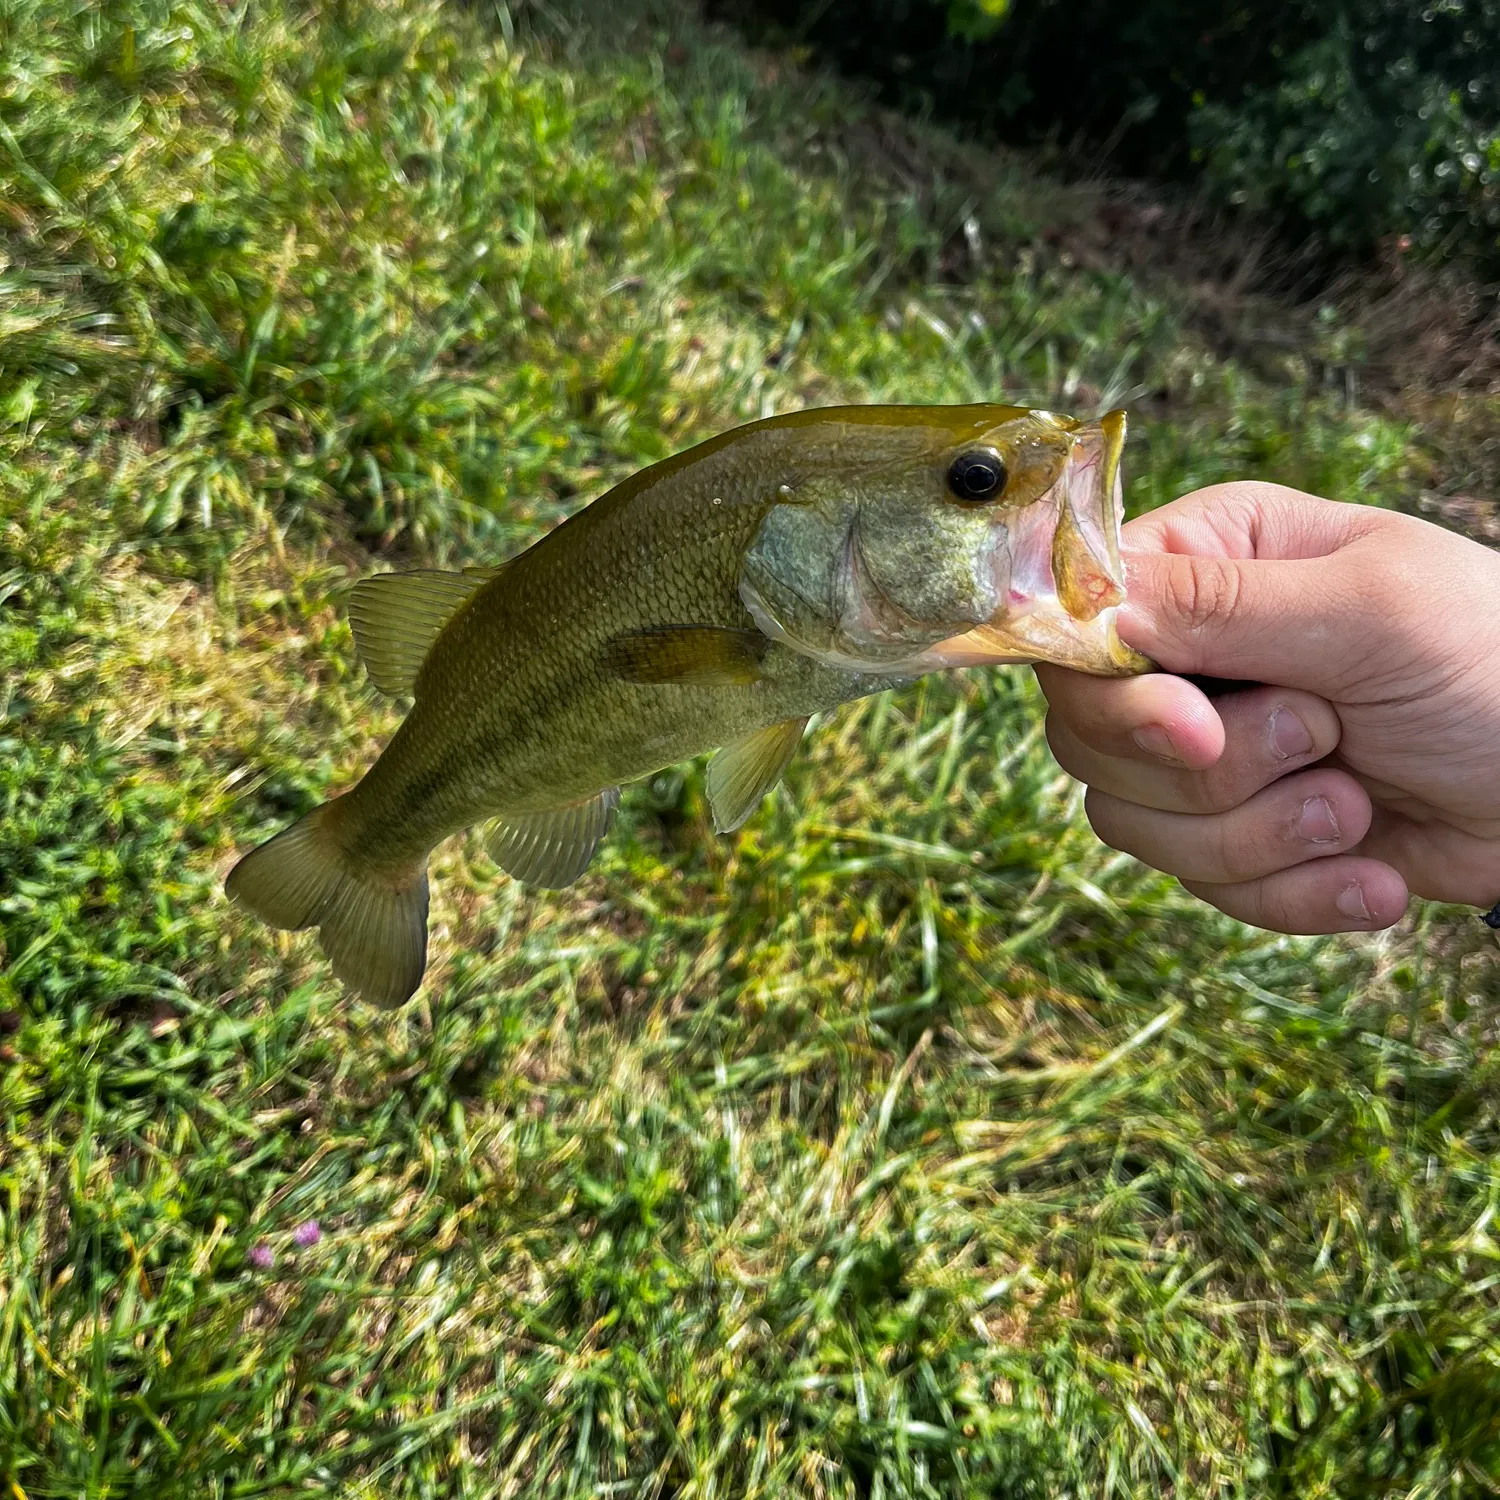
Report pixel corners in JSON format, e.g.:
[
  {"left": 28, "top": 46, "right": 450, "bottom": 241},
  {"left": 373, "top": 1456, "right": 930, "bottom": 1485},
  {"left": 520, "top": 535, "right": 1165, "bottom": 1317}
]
[
  {"left": 1295, "top": 796, "right": 1340, "bottom": 844},
  {"left": 1269, "top": 707, "right": 1313, "bottom": 761},
  {"left": 1336, "top": 881, "right": 1371, "bottom": 923},
  {"left": 1132, "top": 724, "right": 1184, "bottom": 765}
]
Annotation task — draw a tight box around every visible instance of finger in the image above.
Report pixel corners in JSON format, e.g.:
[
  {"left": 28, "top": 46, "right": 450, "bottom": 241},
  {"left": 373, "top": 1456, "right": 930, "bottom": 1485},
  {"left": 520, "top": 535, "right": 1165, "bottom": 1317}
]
[
  {"left": 1115, "top": 548, "right": 1376, "bottom": 687},
  {"left": 1045, "top": 685, "right": 1341, "bottom": 815},
  {"left": 1084, "top": 767, "right": 1372, "bottom": 885},
  {"left": 1120, "top": 482, "right": 1385, "bottom": 563},
  {"left": 1358, "top": 806, "right": 1500, "bottom": 909},
  {"left": 1180, "top": 856, "right": 1410, "bottom": 935},
  {"left": 1034, "top": 666, "right": 1224, "bottom": 770}
]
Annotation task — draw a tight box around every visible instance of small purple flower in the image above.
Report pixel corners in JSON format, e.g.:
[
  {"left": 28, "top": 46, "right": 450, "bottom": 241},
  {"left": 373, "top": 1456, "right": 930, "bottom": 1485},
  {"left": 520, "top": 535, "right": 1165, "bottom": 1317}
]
[
  {"left": 248, "top": 1243, "right": 275, "bottom": 1270},
  {"left": 292, "top": 1219, "right": 322, "bottom": 1248}
]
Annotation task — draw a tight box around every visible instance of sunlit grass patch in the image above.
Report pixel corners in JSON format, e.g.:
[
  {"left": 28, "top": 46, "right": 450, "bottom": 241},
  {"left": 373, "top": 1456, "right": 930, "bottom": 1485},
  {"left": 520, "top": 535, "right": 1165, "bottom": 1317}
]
[{"left": 1, "top": 0, "right": 1496, "bottom": 1494}]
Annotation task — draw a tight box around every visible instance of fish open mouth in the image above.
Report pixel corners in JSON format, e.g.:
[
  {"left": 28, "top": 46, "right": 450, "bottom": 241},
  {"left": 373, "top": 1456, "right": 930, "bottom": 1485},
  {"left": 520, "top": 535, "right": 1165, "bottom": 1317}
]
[{"left": 919, "top": 409, "right": 1154, "bottom": 677}]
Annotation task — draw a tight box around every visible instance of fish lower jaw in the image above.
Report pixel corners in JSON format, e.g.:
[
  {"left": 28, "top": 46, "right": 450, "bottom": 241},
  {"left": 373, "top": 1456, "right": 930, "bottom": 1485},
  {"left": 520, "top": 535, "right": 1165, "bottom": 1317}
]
[{"left": 919, "top": 603, "right": 1154, "bottom": 677}]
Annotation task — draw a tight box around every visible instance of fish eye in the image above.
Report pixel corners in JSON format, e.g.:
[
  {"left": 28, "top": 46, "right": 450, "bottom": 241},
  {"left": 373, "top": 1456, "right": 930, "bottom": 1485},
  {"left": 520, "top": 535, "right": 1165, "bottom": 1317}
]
[{"left": 947, "top": 449, "right": 1008, "bottom": 502}]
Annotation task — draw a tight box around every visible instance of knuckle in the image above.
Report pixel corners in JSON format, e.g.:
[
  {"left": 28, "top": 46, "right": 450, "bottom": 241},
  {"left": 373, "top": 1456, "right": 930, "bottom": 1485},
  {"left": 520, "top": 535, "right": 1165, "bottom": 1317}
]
[
  {"left": 1176, "top": 772, "right": 1236, "bottom": 816},
  {"left": 1178, "top": 876, "right": 1237, "bottom": 919},
  {"left": 1256, "top": 885, "right": 1307, "bottom": 933},
  {"left": 1209, "top": 818, "right": 1250, "bottom": 884},
  {"left": 1183, "top": 873, "right": 1280, "bottom": 929},
  {"left": 1168, "top": 558, "right": 1242, "bottom": 637},
  {"left": 1242, "top": 874, "right": 1318, "bottom": 934}
]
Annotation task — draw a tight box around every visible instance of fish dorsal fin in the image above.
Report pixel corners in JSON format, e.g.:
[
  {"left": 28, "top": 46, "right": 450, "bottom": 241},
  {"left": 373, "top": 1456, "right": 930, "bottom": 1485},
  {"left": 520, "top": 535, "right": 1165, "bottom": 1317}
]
[
  {"left": 484, "top": 787, "right": 621, "bottom": 888},
  {"left": 347, "top": 566, "right": 501, "bottom": 696},
  {"left": 706, "top": 716, "right": 808, "bottom": 833},
  {"left": 603, "top": 626, "right": 768, "bottom": 687}
]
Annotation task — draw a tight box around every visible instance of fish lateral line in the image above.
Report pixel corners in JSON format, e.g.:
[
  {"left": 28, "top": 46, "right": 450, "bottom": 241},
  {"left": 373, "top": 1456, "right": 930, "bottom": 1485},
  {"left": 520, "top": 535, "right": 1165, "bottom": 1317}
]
[{"left": 603, "top": 624, "right": 771, "bottom": 686}]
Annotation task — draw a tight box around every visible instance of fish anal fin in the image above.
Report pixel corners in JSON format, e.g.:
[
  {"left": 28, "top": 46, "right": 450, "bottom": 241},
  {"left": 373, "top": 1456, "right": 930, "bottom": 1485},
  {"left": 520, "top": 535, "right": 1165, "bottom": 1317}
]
[
  {"left": 348, "top": 566, "right": 503, "bottom": 697},
  {"left": 484, "top": 786, "right": 620, "bottom": 888},
  {"left": 604, "top": 626, "right": 768, "bottom": 687},
  {"left": 706, "top": 716, "right": 808, "bottom": 834}
]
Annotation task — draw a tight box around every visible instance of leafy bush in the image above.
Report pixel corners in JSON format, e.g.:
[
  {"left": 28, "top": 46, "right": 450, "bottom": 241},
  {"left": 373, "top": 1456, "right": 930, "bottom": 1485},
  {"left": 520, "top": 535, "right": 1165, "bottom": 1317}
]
[
  {"left": 716, "top": 0, "right": 1500, "bottom": 271},
  {"left": 1192, "top": 2, "right": 1500, "bottom": 264}
]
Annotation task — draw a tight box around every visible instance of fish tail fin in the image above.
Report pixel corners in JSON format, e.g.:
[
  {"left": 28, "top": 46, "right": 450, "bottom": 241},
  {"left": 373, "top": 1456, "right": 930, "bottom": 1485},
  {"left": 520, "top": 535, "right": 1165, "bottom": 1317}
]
[{"left": 226, "top": 800, "right": 430, "bottom": 1007}]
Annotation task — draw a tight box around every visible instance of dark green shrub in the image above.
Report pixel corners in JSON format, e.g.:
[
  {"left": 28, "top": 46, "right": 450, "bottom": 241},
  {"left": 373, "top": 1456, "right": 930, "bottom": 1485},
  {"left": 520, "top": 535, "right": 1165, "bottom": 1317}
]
[
  {"left": 1191, "top": 2, "right": 1500, "bottom": 264},
  {"left": 715, "top": 0, "right": 1500, "bottom": 272}
]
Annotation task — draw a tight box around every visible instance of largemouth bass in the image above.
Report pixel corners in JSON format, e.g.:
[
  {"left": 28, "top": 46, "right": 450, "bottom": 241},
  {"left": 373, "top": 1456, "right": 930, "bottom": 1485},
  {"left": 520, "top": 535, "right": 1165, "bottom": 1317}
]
[{"left": 227, "top": 404, "right": 1152, "bottom": 1005}]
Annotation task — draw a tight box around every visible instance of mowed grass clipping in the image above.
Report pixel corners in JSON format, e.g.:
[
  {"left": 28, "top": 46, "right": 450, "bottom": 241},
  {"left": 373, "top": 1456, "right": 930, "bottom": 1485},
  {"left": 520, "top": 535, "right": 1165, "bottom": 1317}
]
[{"left": 2, "top": 0, "right": 1499, "bottom": 1494}]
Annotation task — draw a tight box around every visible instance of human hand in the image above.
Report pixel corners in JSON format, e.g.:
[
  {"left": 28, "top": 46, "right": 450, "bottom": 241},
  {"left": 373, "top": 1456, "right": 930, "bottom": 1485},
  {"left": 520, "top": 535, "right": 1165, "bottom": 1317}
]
[{"left": 1035, "top": 482, "right": 1500, "bottom": 934}]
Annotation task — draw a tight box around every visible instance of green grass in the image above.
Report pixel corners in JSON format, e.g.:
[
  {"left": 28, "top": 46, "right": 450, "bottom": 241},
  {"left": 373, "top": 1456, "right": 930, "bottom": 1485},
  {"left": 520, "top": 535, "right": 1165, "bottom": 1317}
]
[{"left": 2, "top": 0, "right": 1499, "bottom": 1494}]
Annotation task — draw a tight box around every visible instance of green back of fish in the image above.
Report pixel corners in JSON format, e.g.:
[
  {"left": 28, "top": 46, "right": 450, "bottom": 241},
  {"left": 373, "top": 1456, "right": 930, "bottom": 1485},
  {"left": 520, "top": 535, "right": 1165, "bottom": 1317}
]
[{"left": 344, "top": 405, "right": 1027, "bottom": 857}]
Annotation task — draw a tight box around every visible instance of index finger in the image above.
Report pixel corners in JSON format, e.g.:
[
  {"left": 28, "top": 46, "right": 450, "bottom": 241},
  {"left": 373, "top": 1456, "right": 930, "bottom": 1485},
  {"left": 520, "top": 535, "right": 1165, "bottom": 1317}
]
[{"left": 1034, "top": 665, "right": 1226, "bottom": 770}]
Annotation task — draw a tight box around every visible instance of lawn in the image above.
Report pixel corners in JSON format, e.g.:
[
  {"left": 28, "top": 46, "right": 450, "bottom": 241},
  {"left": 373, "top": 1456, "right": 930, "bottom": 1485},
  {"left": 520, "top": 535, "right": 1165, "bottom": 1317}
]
[{"left": 2, "top": 0, "right": 1499, "bottom": 1494}]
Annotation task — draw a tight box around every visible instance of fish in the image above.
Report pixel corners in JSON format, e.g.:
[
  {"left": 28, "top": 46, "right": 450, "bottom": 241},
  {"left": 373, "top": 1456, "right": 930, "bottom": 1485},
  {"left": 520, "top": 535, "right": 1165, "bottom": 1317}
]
[{"left": 226, "top": 403, "right": 1152, "bottom": 1006}]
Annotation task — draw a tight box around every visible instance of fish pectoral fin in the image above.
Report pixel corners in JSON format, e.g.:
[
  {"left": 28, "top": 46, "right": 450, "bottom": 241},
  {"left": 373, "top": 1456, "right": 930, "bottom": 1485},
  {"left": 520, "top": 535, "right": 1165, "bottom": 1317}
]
[
  {"left": 706, "top": 716, "right": 808, "bottom": 834},
  {"left": 603, "top": 625, "right": 769, "bottom": 687},
  {"left": 483, "top": 787, "right": 621, "bottom": 888},
  {"left": 348, "top": 567, "right": 501, "bottom": 696}
]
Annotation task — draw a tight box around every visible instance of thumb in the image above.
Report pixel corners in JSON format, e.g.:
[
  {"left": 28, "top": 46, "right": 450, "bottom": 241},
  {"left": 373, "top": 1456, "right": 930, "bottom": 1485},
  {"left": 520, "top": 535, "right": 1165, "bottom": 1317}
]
[
  {"left": 1119, "top": 481, "right": 1382, "bottom": 563},
  {"left": 1117, "top": 550, "right": 1366, "bottom": 692}
]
